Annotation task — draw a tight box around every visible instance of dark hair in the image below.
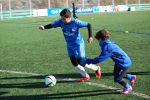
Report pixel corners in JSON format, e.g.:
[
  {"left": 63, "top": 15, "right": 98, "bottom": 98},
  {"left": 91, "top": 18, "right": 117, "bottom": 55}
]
[
  {"left": 60, "top": 9, "right": 71, "bottom": 18},
  {"left": 95, "top": 29, "right": 110, "bottom": 40}
]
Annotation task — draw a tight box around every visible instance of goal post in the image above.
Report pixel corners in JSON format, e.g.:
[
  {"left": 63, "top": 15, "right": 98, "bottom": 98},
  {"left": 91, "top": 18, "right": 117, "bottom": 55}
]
[{"left": 0, "top": 4, "right": 3, "bottom": 20}]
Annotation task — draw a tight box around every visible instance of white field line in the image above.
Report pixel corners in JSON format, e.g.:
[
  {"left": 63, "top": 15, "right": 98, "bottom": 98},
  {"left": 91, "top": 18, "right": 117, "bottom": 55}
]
[
  {"left": 0, "top": 69, "right": 150, "bottom": 99},
  {"left": 0, "top": 70, "right": 45, "bottom": 76}
]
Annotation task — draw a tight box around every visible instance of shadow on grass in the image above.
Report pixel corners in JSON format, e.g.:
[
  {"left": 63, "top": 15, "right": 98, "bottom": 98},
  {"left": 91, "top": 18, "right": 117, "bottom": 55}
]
[
  {"left": 0, "top": 71, "right": 149, "bottom": 89},
  {"left": 0, "top": 92, "right": 9, "bottom": 95},
  {"left": 0, "top": 82, "right": 46, "bottom": 89},
  {"left": 0, "top": 89, "right": 120, "bottom": 100},
  {"left": 1, "top": 71, "right": 150, "bottom": 80},
  {"left": 0, "top": 80, "right": 77, "bottom": 89},
  {"left": 0, "top": 71, "right": 149, "bottom": 99}
]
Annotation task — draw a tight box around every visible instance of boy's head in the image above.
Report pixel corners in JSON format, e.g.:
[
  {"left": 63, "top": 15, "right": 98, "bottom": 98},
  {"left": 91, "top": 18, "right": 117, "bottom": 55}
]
[
  {"left": 60, "top": 9, "right": 71, "bottom": 24},
  {"left": 95, "top": 29, "right": 110, "bottom": 40}
]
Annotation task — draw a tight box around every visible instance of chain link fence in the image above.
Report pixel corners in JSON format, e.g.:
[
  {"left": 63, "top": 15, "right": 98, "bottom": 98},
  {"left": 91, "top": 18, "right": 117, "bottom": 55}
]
[{"left": 0, "top": 0, "right": 150, "bottom": 10}]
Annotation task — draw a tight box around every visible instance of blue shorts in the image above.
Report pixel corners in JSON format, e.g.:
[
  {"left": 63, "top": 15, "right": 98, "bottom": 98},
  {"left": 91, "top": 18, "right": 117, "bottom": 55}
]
[{"left": 67, "top": 42, "right": 85, "bottom": 59}]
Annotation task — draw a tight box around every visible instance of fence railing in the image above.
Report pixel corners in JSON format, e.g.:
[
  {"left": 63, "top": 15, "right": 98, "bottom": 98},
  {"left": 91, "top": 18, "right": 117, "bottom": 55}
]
[
  {"left": 128, "top": 3, "right": 150, "bottom": 10},
  {"left": 2, "top": 10, "right": 32, "bottom": 19},
  {"left": 0, "top": 3, "right": 150, "bottom": 20}
]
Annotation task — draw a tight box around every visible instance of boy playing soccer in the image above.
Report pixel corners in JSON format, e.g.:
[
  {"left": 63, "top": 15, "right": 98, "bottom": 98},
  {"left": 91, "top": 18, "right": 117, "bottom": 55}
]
[
  {"left": 39, "top": 9, "right": 101, "bottom": 82},
  {"left": 86, "top": 29, "right": 136, "bottom": 94}
]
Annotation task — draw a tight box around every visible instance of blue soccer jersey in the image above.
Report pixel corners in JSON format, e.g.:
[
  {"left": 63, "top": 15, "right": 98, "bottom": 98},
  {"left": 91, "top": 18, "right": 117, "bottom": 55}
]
[
  {"left": 51, "top": 18, "right": 89, "bottom": 58},
  {"left": 86, "top": 39, "right": 132, "bottom": 68},
  {"left": 51, "top": 18, "right": 88, "bottom": 46}
]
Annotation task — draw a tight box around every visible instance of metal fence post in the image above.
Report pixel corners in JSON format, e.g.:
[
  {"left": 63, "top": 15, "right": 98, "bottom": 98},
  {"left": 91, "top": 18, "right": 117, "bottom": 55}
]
[
  {"left": 82, "top": 0, "right": 84, "bottom": 7},
  {"left": 138, "top": 0, "right": 141, "bottom": 8},
  {"left": 98, "top": 0, "right": 100, "bottom": 6},
  {"left": 112, "top": 0, "right": 115, "bottom": 11},
  {"left": 29, "top": 0, "right": 32, "bottom": 17},
  {"left": 0, "top": 4, "right": 3, "bottom": 20},
  {"left": 48, "top": 0, "right": 51, "bottom": 8},
  {"left": 126, "top": 0, "right": 128, "bottom": 5},
  {"left": 66, "top": 0, "right": 69, "bottom": 8},
  {"left": 9, "top": 0, "right": 12, "bottom": 18}
]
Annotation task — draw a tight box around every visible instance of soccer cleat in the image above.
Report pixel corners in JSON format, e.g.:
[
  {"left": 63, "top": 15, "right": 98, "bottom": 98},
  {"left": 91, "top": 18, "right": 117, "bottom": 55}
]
[
  {"left": 77, "top": 75, "right": 90, "bottom": 82},
  {"left": 130, "top": 75, "right": 136, "bottom": 86},
  {"left": 95, "top": 66, "right": 101, "bottom": 80},
  {"left": 121, "top": 86, "right": 132, "bottom": 94}
]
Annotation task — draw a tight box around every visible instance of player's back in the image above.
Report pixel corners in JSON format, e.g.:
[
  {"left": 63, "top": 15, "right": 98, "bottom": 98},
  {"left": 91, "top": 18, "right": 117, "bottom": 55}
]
[{"left": 107, "top": 41, "right": 132, "bottom": 68}]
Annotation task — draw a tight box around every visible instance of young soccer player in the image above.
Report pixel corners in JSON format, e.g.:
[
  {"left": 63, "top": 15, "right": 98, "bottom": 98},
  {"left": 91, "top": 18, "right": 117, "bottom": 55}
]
[
  {"left": 39, "top": 9, "right": 101, "bottom": 82},
  {"left": 86, "top": 29, "right": 136, "bottom": 94}
]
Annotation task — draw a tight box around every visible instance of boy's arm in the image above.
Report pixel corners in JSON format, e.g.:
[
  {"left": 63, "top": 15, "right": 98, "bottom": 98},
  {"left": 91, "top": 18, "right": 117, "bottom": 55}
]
[
  {"left": 86, "top": 50, "right": 111, "bottom": 64},
  {"left": 39, "top": 19, "right": 61, "bottom": 30},
  {"left": 39, "top": 24, "right": 53, "bottom": 30},
  {"left": 75, "top": 19, "right": 93, "bottom": 43},
  {"left": 87, "top": 23, "right": 93, "bottom": 43}
]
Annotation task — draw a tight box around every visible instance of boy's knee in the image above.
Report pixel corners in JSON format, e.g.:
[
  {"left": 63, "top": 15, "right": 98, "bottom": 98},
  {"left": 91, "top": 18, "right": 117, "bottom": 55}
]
[
  {"left": 114, "top": 77, "right": 122, "bottom": 83},
  {"left": 78, "top": 58, "right": 86, "bottom": 66},
  {"left": 70, "top": 56, "right": 78, "bottom": 66}
]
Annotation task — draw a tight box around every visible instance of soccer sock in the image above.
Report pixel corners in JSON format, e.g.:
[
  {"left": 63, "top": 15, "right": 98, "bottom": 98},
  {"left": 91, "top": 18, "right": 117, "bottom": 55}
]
[
  {"left": 84, "top": 64, "right": 99, "bottom": 71},
  {"left": 75, "top": 64, "right": 88, "bottom": 77},
  {"left": 124, "top": 83, "right": 131, "bottom": 88},
  {"left": 118, "top": 80, "right": 126, "bottom": 87},
  {"left": 126, "top": 74, "right": 133, "bottom": 80},
  {"left": 118, "top": 81, "right": 131, "bottom": 88}
]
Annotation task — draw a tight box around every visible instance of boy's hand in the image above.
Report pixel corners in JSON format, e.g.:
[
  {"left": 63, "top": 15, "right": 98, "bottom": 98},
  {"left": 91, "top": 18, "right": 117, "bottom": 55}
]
[
  {"left": 87, "top": 37, "right": 93, "bottom": 43},
  {"left": 39, "top": 25, "right": 45, "bottom": 30}
]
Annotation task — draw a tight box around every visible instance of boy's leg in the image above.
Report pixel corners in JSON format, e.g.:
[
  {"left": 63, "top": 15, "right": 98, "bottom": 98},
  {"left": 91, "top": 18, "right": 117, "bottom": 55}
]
[
  {"left": 76, "top": 42, "right": 100, "bottom": 79},
  {"left": 129, "top": 75, "right": 136, "bottom": 86},
  {"left": 68, "top": 46, "right": 89, "bottom": 80},
  {"left": 114, "top": 65, "right": 129, "bottom": 87},
  {"left": 84, "top": 64, "right": 98, "bottom": 71},
  {"left": 84, "top": 64, "right": 101, "bottom": 80},
  {"left": 125, "top": 74, "right": 136, "bottom": 86},
  {"left": 124, "top": 68, "right": 137, "bottom": 86},
  {"left": 114, "top": 65, "right": 132, "bottom": 94},
  {"left": 72, "top": 43, "right": 91, "bottom": 82},
  {"left": 70, "top": 56, "right": 89, "bottom": 78}
]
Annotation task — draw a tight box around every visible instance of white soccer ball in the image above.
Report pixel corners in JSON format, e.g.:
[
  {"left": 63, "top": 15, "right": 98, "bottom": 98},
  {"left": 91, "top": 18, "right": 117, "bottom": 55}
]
[{"left": 45, "top": 75, "right": 56, "bottom": 86}]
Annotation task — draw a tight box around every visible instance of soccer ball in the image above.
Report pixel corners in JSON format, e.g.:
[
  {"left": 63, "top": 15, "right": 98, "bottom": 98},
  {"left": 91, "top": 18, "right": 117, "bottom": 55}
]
[{"left": 44, "top": 75, "right": 56, "bottom": 86}]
